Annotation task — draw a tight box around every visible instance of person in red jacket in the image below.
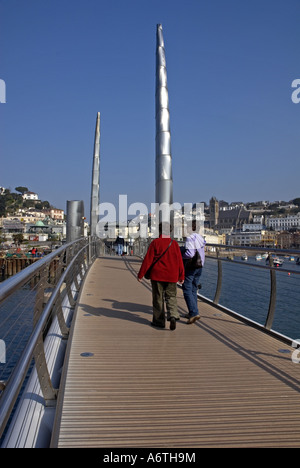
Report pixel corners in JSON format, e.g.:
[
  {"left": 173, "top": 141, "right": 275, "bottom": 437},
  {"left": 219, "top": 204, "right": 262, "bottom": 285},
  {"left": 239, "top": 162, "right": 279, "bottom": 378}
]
[{"left": 137, "top": 222, "right": 184, "bottom": 331}]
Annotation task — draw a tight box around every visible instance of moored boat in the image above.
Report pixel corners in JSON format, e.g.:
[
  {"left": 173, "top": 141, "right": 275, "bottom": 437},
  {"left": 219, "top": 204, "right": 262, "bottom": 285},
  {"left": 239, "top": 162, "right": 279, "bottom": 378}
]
[{"left": 273, "top": 257, "right": 284, "bottom": 267}]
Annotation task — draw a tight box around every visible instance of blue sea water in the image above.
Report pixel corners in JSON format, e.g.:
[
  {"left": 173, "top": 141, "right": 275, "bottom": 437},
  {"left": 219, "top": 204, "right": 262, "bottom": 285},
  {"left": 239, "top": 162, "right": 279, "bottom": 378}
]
[
  {"left": 0, "top": 284, "right": 35, "bottom": 384},
  {"left": 200, "top": 255, "right": 300, "bottom": 340}
]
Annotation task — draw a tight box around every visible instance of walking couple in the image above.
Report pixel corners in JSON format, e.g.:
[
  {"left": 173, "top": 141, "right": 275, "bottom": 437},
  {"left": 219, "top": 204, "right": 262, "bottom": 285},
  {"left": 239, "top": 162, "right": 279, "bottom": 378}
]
[{"left": 137, "top": 221, "right": 206, "bottom": 330}]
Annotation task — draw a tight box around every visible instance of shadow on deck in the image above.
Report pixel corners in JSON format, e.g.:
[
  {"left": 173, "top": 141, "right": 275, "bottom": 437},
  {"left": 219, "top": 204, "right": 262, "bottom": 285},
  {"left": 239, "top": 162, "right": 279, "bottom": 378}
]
[{"left": 51, "top": 256, "right": 300, "bottom": 448}]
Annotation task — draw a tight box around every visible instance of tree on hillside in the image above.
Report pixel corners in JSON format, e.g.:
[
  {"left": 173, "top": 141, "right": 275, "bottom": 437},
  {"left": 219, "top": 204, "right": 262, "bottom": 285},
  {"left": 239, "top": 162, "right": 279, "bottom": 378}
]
[
  {"left": 292, "top": 198, "right": 300, "bottom": 206},
  {"left": 3, "top": 191, "right": 23, "bottom": 214},
  {"left": 12, "top": 233, "right": 24, "bottom": 245},
  {"left": 0, "top": 196, "right": 6, "bottom": 217},
  {"left": 15, "top": 186, "right": 28, "bottom": 195},
  {"left": 23, "top": 199, "right": 36, "bottom": 209},
  {"left": 35, "top": 200, "right": 50, "bottom": 210}
]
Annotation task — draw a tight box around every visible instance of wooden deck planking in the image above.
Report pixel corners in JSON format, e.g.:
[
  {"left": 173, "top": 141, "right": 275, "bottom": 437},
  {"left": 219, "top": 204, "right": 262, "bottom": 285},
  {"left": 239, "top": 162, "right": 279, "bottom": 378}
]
[{"left": 51, "top": 256, "right": 300, "bottom": 448}]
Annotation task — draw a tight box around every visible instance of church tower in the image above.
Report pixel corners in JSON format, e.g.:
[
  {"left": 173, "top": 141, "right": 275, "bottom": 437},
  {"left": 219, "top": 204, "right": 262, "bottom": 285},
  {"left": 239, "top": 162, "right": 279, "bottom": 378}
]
[{"left": 209, "top": 196, "right": 219, "bottom": 229}]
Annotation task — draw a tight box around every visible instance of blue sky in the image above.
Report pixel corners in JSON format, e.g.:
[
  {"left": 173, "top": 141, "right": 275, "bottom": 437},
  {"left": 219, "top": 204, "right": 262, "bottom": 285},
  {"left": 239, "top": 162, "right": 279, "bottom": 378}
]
[{"left": 1, "top": 0, "right": 300, "bottom": 220}]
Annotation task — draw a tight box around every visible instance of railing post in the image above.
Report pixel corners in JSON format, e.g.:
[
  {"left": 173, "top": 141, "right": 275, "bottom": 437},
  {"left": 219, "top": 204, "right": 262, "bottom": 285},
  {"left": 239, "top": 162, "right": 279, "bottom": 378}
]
[
  {"left": 33, "top": 336, "right": 58, "bottom": 405},
  {"left": 88, "top": 236, "right": 92, "bottom": 265},
  {"left": 265, "top": 255, "right": 277, "bottom": 330},
  {"left": 33, "top": 266, "right": 58, "bottom": 405},
  {"left": 55, "top": 293, "right": 70, "bottom": 338},
  {"left": 65, "top": 280, "right": 76, "bottom": 307},
  {"left": 213, "top": 248, "right": 223, "bottom": 304}
]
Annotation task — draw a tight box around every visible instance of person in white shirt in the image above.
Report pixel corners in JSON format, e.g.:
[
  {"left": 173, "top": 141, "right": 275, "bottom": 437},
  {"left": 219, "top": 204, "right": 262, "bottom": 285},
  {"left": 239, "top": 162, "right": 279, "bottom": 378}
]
[{"left": 182, "top": 220, "right": 206, "bottom": 324}]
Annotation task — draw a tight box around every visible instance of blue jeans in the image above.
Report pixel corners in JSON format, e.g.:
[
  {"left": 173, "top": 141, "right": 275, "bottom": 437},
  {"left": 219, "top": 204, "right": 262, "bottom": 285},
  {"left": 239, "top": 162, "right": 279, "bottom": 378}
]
[{"left": 182, "top": 268, "right": 202, "bottom": 317}]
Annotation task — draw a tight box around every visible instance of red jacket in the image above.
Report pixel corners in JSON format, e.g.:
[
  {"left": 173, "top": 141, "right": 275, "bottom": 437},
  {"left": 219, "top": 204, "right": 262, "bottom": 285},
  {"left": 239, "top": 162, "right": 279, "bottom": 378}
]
[{"left": 138, "top": 236, "right": 185, "bottom": 283}]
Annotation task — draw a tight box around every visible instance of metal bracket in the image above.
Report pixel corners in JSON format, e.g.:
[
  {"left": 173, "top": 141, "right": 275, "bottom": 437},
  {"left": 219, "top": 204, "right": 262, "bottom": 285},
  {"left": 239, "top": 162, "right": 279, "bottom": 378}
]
[
  {"left": 0, "top": 380, "right": 6, "bottom": 391},
  {"left": 55, "top": 294, "right": 70, "bottom": 338},
  {"left": 265, "top": 255, "right": 277, "bottom": 330},
  {"left": 214, "top": 248, "right": 223, "bottom": 304},
  {"left": 33, "top": 335, "right": 58, "bottom": 406}
]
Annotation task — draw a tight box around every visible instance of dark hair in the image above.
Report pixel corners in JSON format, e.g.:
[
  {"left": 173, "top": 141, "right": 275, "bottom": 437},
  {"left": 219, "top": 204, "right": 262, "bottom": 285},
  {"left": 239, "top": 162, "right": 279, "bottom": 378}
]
[{"left": 159, "top": 222, "right": 173, "bottom": 236}]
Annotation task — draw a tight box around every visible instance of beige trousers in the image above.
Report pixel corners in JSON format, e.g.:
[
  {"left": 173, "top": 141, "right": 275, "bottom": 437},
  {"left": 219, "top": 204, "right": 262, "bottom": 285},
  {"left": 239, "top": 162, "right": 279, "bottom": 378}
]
[{"left": 151, "top": 280, "right": 180, "bottom": 326}]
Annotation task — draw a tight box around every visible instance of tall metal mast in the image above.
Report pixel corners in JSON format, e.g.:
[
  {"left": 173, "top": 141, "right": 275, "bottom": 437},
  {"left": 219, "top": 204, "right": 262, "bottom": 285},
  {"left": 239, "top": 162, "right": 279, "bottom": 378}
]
[
  {"left": 90, "top": 112, "right": 100, "bottom": 237},
  {"left": 155, "top": 24, "right": 173, "bottom": 207}
]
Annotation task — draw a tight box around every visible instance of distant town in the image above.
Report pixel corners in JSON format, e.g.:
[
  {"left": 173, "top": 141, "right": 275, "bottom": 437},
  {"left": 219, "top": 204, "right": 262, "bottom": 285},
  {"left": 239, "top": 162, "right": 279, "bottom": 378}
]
[
  {"left": 0, "top": 186, "right": 69, "bottom": 246},
  {"left": 202, "top": 196, "right": 300, "bottom": 249},
  {"left": 1, "top": 186, "right": 300, "bottom": 249}
]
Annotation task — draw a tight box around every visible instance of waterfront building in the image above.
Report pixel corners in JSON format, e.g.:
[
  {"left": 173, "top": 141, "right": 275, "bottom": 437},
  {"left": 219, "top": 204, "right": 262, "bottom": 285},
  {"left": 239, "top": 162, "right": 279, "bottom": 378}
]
[
  {"left": 216, "top": 207, "right": 252, "bottom": 231},
  {"left": 277, "top": 231, "right": 300, "bottom": 249},
  {"left": 209, "top": 196, "right": 252, "bottom": 232},
  {"left": 260, "top": 230, "right": 278, "bottom": 248},
  {"left": 242, "top": 223, "right": 265, "bottom": 232},
  {"left": 227, "top": 230, "right": 262, "bottom": 247},
  {"left": 203, "top": 228, "right": 225, "bottom": 248},
  {"left": 266, "top": 213, "right": 300, "bottom": 231},
  {"left": 1, "top": 219, "right": 25, "bottom": 237}
]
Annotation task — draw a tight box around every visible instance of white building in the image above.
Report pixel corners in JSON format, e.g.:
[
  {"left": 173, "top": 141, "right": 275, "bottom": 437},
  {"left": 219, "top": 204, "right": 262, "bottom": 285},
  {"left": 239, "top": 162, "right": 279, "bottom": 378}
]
[
  {"left": 43, "top": 208, "right": 64, "bottom": 220},
  {"left": 227, "top": 231, "right": 262, "bottom": 246},
  {"left": 242, "top": 223, "right": 265, "bottom": 232},
  {"left": 266, "top": 213, "right": 300, "bottom": 231},
  {"left": 22, "top": 191, "right": 39, "bottom": 201}
]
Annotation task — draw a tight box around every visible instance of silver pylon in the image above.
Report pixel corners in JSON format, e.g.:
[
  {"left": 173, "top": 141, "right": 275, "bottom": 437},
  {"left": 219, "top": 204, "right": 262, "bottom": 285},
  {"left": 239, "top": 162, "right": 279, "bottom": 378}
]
[
  {"left": 90, "top": 112, "right": 100, "bottom": 237},
  {"left": 155, "top": 24, "right": 173, "bottom": 207},
  {"left": 66, "top": 200, "right": 85, "bottom": 242}
]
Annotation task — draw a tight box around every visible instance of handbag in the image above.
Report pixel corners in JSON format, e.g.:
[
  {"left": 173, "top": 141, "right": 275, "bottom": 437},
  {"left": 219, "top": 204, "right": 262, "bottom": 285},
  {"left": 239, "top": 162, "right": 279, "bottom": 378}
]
[
  {"left": 145, "top": 240, "right": 173, "bottom": 279},
  {"left": 190, "top": 250, "right": 202, "bottom": 268},
  {"left": 185, "top": 249, "right": 202, "bottom": 270}
]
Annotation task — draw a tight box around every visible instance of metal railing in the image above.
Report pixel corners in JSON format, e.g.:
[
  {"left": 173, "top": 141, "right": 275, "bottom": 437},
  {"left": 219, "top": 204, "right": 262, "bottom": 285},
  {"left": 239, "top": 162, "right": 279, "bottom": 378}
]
[
  {"left": 1, "top": 237, "right": 299, "bottom": 443},
  {"left": 203, "top": 244, "right": 300, "bottom": 341},
  {"left": 133, "top": 240, "right": 300, "bottom": 344},
  {"left": 0, "top": 237, "right": 102, "bottom": 440}
]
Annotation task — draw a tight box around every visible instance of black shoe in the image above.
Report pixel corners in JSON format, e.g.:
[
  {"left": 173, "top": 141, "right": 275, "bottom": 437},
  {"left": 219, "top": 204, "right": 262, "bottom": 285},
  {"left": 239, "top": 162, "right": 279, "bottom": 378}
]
[{"left": 170, "top": 317, "right": 176, "bottom": 331}]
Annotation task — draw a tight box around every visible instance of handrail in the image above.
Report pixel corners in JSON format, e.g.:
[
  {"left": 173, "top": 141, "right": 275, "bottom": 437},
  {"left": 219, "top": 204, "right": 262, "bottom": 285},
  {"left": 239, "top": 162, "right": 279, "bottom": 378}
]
[
  {"left": 0, "top": 237, "right": 102, "bottom": 440},
  {"left": 0, "top": 239, "right": 83, "bottom": 305},
  {"left": 206, "top": 243, "right": 300, "bottom": 256},
  {"left": 134, "top": 239, "right": 300, "bottom": 343},
  {"left": 202, "top": 244, "right": 300, "bottom": 342}
]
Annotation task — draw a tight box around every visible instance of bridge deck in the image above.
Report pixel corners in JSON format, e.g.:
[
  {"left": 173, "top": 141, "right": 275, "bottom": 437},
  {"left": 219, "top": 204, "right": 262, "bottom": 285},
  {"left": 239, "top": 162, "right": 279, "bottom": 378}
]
[{"left": 51, "top": 256, "right": 300, "bottom": 448}]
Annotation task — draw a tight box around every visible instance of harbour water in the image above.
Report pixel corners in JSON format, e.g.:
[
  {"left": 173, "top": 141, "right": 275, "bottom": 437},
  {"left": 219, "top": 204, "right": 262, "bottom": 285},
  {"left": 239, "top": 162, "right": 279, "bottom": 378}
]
[
  {"left": 0, "top": 284, "right": 35, "bottom": 385},
  {"left": 201, "top": 255, "right": 300, "bottom": 340},
  {"left": 0, "top": 254, "right": 300, "bottom": 387}
]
